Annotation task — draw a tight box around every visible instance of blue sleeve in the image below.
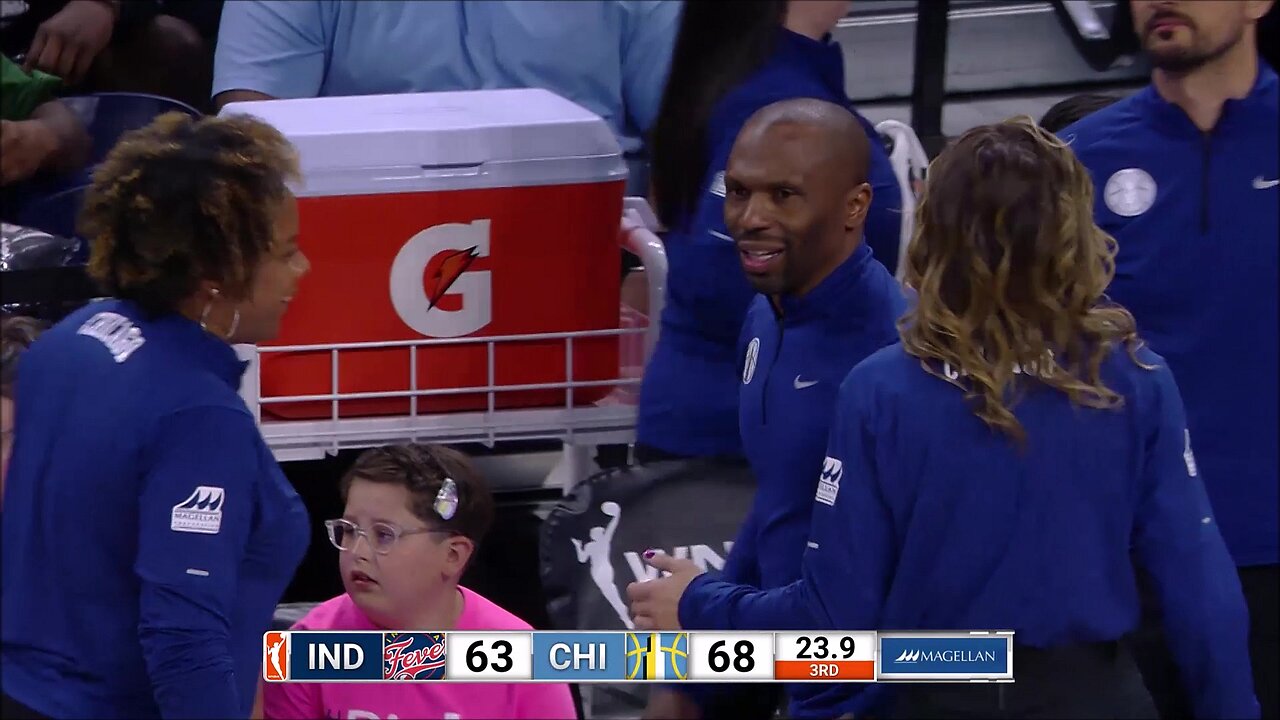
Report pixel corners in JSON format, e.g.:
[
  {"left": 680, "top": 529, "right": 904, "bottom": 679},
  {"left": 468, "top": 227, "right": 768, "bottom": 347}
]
[
  {"left": 677, "top": 377, "right": 893, "bottom": 632},
  {"left": 619, "top": 1, "right": 681, "bottom": 135},
  {"left": 135, "top": 407, "right": 263, "bottom": 719},
  {"left": 1131, "top": 367, "right": 1260, "bottom": 720},
  {"left": 212, "top": 0, "right": 330, "bottom": 100},
  {"left": 860, "top": 120, "right": 904, "bottom": 277},
  {"left": 718, "top": 505, "right": 762, "bottom": 586}
]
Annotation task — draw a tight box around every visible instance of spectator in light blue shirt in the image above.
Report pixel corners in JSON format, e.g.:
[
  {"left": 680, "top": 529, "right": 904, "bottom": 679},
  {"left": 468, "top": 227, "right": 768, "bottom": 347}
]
[{"left": 212, "top": 1, "right": 681, "bottom": 194}]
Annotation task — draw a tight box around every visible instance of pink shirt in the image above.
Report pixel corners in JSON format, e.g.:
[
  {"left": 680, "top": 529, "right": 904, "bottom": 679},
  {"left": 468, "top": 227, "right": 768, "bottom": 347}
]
[{"left": 263, "top": 587, "right": 577, "bottom": 720}]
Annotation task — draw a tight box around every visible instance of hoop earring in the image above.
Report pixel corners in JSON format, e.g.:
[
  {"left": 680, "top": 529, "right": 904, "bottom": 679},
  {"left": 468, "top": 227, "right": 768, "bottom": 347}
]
[
  {"left": 199, "top": 301, "right": 214, "bottom": 332},
  {"left": 226, "top": 309, "right": 241, "bottom": 340}
]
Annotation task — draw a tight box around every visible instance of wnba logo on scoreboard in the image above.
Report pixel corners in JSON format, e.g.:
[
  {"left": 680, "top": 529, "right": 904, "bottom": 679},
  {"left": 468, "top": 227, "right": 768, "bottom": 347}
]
[
  {"left": 264, "top": 632, "right": 289, "bottom": 681},
  {"left": 625, "top": 632, "right": 689, "bottom": 680}
]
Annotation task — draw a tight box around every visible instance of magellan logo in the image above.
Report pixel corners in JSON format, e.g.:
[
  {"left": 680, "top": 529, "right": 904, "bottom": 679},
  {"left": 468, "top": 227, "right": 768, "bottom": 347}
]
[
  {"left": 390, "top": 219, "right": 493, "bottom": 338},
  {"left": 892, "top": 648, "right": 998, "bottom": 664},
  {"left": 895, "top": 649, "right": 920, "bottom": 663},
  {"left": 815, "top": 457, "right": 842, "bottom": 506}
]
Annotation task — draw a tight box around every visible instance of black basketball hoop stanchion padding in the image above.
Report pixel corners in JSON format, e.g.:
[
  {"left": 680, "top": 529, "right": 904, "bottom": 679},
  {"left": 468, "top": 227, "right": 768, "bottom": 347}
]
[
  {"left": 1, "top": 267, "right": 97, "bottom": 307},
  {"left": 539, "top": 458, "right": 757, "bottom": 718},
  {"left": 910, "top": 0, "right": 950, "bottom": 159}
]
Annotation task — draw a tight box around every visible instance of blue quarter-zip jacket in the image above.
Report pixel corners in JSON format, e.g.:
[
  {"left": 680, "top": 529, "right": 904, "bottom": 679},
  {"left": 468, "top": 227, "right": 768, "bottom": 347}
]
[
  {"left": 637, "top": 27, "right": 902, "bottom": 458},
  {"left": 1, "top": 299, "right": 310, "bottom": 719},
  {"left": 679, "top": 344, "right": 1258, "bottom": 720},
  {"left": 1062, "top": 64, "right": 1278, "bottom": 566}
]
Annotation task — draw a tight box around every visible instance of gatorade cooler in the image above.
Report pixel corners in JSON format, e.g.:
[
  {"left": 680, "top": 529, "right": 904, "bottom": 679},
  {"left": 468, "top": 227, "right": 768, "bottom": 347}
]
[{"left": 220, "top": 89, "right": 626, "bottom": 420}]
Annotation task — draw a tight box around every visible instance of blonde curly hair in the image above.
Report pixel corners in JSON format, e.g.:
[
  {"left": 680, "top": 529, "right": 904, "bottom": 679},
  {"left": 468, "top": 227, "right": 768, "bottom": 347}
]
[{"left": 898, "top": 116, "right": 1149, "bottom": 444}]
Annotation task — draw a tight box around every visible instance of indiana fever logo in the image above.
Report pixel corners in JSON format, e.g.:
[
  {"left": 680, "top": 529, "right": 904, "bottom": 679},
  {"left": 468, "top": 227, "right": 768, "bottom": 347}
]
[
  {"left": 389, "top": 219, "right": 493, "bottom": 338},
  {"left": 382, "top": 633, "right": 447, "bottom": 680}
]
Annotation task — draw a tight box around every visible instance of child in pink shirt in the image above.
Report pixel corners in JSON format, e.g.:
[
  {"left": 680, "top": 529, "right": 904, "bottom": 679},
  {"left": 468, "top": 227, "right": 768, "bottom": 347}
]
[{"left": 263, "top": 444, "right": 577, "bottom": 720}]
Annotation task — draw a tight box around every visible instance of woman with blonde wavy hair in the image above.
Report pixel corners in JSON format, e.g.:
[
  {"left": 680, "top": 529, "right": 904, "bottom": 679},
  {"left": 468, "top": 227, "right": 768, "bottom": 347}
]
[{"left": 623, "top": 117, "right": 1258, "bottom": 719}]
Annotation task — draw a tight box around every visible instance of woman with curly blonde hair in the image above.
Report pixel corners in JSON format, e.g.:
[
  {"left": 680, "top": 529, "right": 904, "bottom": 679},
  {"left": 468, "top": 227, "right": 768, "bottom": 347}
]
[
  {"left": 626, "top": 118, "right": 1257, "bottom": 719},
  {"left": 2, "top": 112, "right": 312, "bottom": 720}
]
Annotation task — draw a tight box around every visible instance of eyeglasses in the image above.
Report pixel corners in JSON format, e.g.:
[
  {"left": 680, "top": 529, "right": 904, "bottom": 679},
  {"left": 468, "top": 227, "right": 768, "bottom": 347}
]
[{"left": 324, "top": 518, "right": 452, "bottom": 555}]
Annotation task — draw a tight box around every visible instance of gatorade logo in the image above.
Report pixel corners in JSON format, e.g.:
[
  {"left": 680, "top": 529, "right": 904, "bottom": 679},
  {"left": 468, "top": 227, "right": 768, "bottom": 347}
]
[{"left": 389, "top": 219, "right": 493, "bottom": 338}]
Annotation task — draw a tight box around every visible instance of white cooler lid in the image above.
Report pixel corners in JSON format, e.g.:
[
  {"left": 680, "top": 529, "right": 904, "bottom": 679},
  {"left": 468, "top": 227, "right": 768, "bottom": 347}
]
[{"left": 218, "top": 88, "right": 623, "bottom": 174}]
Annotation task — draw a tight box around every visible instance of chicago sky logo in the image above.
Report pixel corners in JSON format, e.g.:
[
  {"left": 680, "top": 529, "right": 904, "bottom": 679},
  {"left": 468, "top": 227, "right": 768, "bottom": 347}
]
[
  {"left": 625, "top": 632, "right": 689, "bottom": 680},
  {"left": 171, "top": 486, "right": 225, "bottom": 534},
  {"left": 879, "top": 633, "right": 1013, "bottom": 680}
]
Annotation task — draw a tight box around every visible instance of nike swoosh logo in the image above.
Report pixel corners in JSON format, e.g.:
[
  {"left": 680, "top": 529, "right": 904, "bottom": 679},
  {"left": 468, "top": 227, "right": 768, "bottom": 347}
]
[
  {"left": 1254, "top": 176, "right": 1280, "bottom": 190},
  {"left": 794, "top": 376, "right": 819, "bottom": 390},
  {"left": 709, "top": 229, "right": 734, "bottom": 242}
]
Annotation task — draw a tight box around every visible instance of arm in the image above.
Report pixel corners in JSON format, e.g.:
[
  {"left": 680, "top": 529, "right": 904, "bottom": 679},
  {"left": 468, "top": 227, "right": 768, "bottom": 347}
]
[
  {"left": 212, "top": 1, "right": 329, "bottom": 109},
  {"left": 861, "top": 131, "right": 904, "bottom": 276},
  {"left": 1131, "top": 367, "right": 1260, "bottom": 720},
  {"left": 619, "top": 0, "right": 681, "bottom": 136},
  {"left": 678, "top": 379, "right": 895, "bottom": 633},
  {"left": 0, "top": 98, "right": 89, "bottom": 184},
  {"left": 602, "top": 513, "right": 622, "bottom": 545},
  {"left": 135, "top": 407, "right": 266, "bottom": 719},
  {"left": 571, "top": 538, "right": 588, "bottom": 563},
  {"left": 716, "top": 502, "right": 762, "bottom": 587}
]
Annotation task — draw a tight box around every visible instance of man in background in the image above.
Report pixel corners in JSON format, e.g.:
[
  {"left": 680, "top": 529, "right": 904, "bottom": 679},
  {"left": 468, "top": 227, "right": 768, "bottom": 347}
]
[
  {"left": 212, "top": 1, "right": 680, "bottom": 196},
  {"left": 1063, "top": 1, "right": 1277, "bottom": 717}
]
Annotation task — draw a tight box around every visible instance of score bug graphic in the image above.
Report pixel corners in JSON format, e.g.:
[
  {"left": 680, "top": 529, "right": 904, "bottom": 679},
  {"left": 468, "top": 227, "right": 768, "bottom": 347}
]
[
  {"left": 625, "top": 632, "right": 689, "bottom": 680},
  {"left": 383, "top": 632, "right": 448, "bottom": 680}
]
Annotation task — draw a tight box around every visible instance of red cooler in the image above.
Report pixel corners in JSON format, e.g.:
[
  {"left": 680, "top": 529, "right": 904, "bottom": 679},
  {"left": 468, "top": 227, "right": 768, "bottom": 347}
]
[{"left": 220, "top": 89, "right": 626, "bottom": 419}]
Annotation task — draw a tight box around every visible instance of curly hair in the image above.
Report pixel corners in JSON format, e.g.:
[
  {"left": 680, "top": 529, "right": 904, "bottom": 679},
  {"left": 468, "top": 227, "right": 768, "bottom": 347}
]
[
  {"left": 340, "top": 444, "right": 495, "bottom": 545},
  {"left": 80, "top": 111, "right": 300, "bottom": 316},
  {"left": 898, "top": 117, "right": 1148, "bottom": 444},
  {"left": 1, "top": 314, "right": 46, "bottom": 398}
]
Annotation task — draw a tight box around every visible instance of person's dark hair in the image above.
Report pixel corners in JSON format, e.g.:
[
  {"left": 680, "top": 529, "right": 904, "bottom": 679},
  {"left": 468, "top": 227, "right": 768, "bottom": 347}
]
[
  {"left": 1, "top": 314, "right": 46, "bottom": 398},
  {"left": 648, "top": 0, "right": 788, "bottom": 229},
  {"left": 899, "top": 117, "right": 1147, "bottom": 444},
  {"left": 1038, "top": 93, "right": 1122, "bottom": 133},
  {"left": 81, "top": 112, "right": 299, "bottom": 316},
  {"left": 340, "top": 444, "right": 494, "bottom": 546}
]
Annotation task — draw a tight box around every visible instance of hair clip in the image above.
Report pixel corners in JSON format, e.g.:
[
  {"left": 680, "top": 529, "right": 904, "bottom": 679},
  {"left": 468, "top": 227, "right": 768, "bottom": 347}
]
[{"left": 434, "top": 477, "right": 459, "bottom": 520}]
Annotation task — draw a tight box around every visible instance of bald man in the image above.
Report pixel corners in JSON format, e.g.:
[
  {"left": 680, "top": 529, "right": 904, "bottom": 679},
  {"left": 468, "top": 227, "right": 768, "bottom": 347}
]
[{"left": 639, "top": 98, "right": 905, "bottom": 720}]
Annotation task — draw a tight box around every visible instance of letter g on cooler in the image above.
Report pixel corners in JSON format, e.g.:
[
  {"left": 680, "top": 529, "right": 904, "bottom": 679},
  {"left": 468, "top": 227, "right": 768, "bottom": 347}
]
[{"left": 389, "top": 220, "right": 493, "bottom": 338}]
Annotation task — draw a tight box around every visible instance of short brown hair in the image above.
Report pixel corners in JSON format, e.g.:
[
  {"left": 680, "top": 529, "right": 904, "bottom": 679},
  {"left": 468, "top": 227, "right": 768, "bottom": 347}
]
[
  {"left": 340, "top": 444, "right": 494, "bottom": 545},
  {"left": 81, "top": 112, "right": 299, "bottom": 316},
  {"left": 1, "top": 315, "right": 46, "bottom": 398}
]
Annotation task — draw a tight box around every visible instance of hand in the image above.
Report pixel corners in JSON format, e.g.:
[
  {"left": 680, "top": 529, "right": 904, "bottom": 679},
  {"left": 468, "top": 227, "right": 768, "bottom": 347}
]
[
  {"left": 626, "top": 551, "right": 704, "bottom": 630},
  {"left": 0, "top": 119, "right": 59, "bottom": 185},
  {"left": 25, "top": 0, "right": 117, "bottom": 84},
  {"left": 643, "top": 688, "right": 701, "bottom": 720}
]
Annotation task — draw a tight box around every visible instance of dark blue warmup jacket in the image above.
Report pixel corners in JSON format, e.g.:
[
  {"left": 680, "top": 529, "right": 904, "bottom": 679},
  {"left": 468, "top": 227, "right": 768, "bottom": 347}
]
[
  {"left": 1063, "top": 63, "right": 1278, "bottom": 567},
  {"left": 2, "top": 299, "right": 309, "bottom": 719},
  {"left": 637, "top": 27, "right": 903, "bottom": 458},
  {"left": 680, "top": 344, "right": 1258, "bottom": 719}
]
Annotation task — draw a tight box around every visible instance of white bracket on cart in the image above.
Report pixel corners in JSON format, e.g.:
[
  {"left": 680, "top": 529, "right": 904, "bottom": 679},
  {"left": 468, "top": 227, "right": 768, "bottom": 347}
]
[{"left": 876, "top": 119, "right": 930, "bottom": 281}]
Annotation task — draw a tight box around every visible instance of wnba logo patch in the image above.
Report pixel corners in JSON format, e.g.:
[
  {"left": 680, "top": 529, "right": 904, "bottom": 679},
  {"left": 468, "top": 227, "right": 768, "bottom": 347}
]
[{"left": 625, "top": 632, "right": 689, "bottom": 680}]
